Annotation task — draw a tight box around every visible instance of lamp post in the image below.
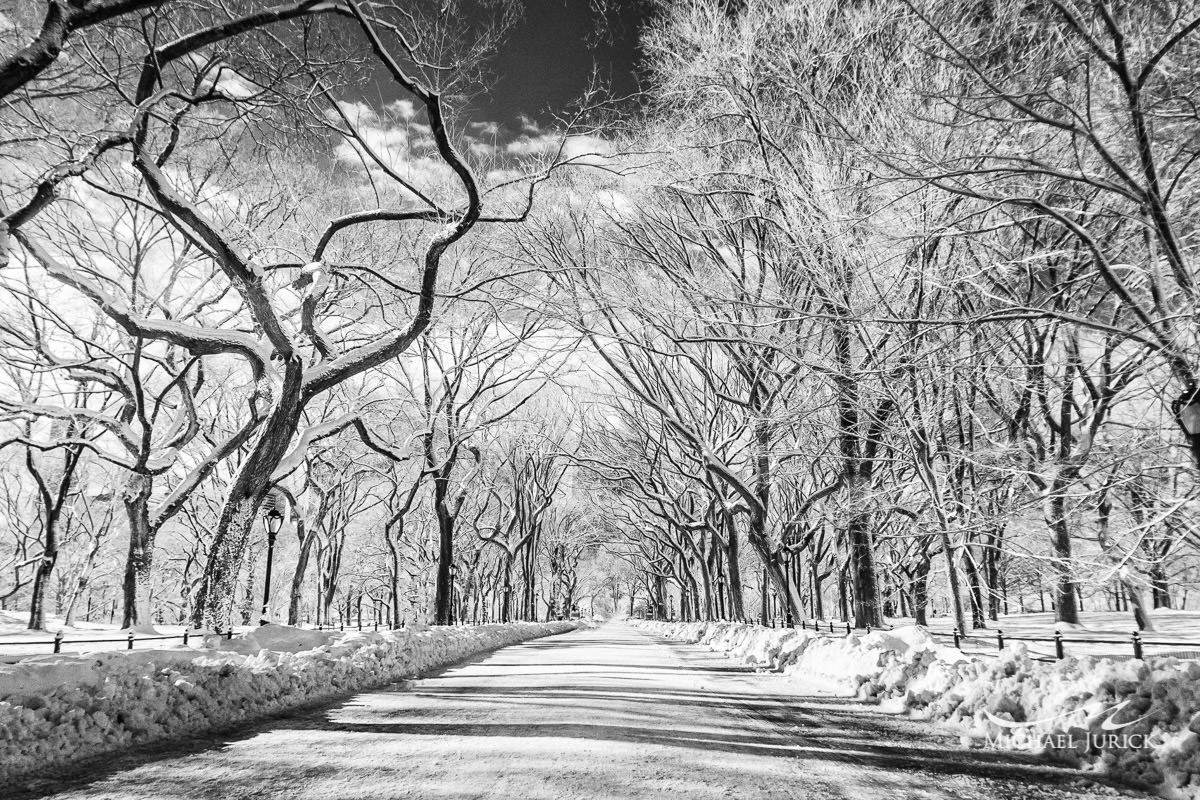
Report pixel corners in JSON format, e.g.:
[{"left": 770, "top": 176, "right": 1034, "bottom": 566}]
[
  {"left": 1174, "top": 385, "right": 1200, "bottom": 467},
  {"left": 449, "top": 562, "right": 459, "bottom": 626},
  {"left": 260, "top": 506, "right": 284, "bottom": 625}
]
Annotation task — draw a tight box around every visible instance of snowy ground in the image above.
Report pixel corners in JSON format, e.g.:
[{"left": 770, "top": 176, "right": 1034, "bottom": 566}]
[
  {"left": 9, "top": 608, "right": 1196, "bottom": 662},
  {"left": 0, "top": 610, "right": 375, "bottom": 661},
  {"left": 9, "top": 622, "right": 1147, "bottom": 800},
  {"left": 643, "top": 619, "right": 1200, "bottom": 797},
  {"left": 0, "top": 621, "right": 576, "bottom": 785}
]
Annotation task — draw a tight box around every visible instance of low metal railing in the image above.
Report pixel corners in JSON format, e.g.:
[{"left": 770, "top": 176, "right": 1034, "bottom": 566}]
[
  {"left": 764, "top": 617, "right": 1200, "bottom": 661},
  {"left": 0, "top": 628, "right": 235, "bottom": 655}
]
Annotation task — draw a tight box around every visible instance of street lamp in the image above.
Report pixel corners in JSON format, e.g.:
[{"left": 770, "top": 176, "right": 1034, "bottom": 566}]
[
  {"left": 449, "top": 562, "right": 460, "bottom": 626},
  {"left": 260, "top": 505, "right": 284, "bottom": 625},
  {"left": 780, "top": 548, "right": 794, "bottom": 627}
]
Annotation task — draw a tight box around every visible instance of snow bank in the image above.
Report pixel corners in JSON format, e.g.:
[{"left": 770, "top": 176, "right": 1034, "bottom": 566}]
[
  {"left": 0, "top": 621, "right": 575, "bottom": 785},
  {"left": 637, "top": 620, "right": 1200, "bottom": 798}
]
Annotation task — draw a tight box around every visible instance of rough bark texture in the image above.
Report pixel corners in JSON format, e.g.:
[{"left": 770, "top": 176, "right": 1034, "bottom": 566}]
[{"left": 120, "top": 473, "right": 155, "bottom": 628}]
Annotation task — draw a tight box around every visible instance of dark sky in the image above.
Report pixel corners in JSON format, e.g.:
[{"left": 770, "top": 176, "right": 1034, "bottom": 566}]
[{"left": 466, "top": 0, "right": 651, "bottom": 125}]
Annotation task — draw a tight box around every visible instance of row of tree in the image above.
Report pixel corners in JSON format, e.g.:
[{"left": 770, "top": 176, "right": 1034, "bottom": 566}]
[
  {"left": 3, "top": 0, "right": 1200, "bottom": 634},
  {"left": 534, "top": 0, "right": 1200, "bottom": 632},
  {"left": 0, "top": 0, "right": 616, "bottom": 629}
]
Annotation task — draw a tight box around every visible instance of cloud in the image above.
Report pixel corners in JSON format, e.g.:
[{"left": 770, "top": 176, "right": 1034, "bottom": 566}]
[
  {"left": 516, "top": 114, "right": 541, "bottom": 134},
  {"left": 505, "top": 133, "right": 614, "bottom": 167},
  {"left": 333, "top": 125, "right": 412, "bottom": 170},
  {"left": 386, "top": 99, "right": 418, "bottom": 121},
  {"left": 596, "top": 189, "right": 633, "bottom": 216},
  {"left": 469, "top": 141, "right": 499, "bottom": 159},
  {"left": 469, "top": 121, "right": 500, "bottom": 137},
  {"left": 328, "top": 106, "right": 459, "bottom": 198},
  {"left": 326, "top": 100, "right": 377, "bottom": 127}
]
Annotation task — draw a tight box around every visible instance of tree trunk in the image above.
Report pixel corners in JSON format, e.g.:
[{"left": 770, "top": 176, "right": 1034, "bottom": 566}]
[
  {"left": 192, "top": 360, "right": 304, "bottom": 628},
  {"left": 64, "top": 531, "right": 105, "bottom": 627},
  {"left": 1047, "top": 481, "right": 1080, "bottom": 624},
  {"left": 432, "top": 474, "right": 455, "bottom": 625},
  {"left": 913, "top": 555, "right": 930, "bottom": 626},
  {"left": 121, "top": 473, "right": 156, "bottom": 628},
  {"left": 811, "top": 562, "right": 824, "bottom": 620},
  {"left": 240, "top": 544, "right": 261, "bottom": 626},
  {"left": 724, "top": 524, "right": 745, "bottom": 621},
  {"left": 26, "top": 444, "right": 81, "bottom": 631},
  {"left": 288, "top": 518, "right": 317, "bottom": 625},
  {"left": 985, "top": 528, "right": 1003, "bottom": 621},
  {"left": 939, "top": 527, "right": 968, "bottom": 633},
  {"left": 963, "top": 544, "right": 987, "bottom": 629},
  {"left": 27, "top": 553, "right": 56, "bottom": 631},
  {"left": 1149, "top": 563, "right": 1171, "bottom": 609},
  {"left": 847, "top": 514, "right": 882, "bottom": 627}
]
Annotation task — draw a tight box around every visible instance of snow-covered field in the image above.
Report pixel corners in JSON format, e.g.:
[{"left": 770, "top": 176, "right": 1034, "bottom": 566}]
[
  {"left": 0, "top": 620, "right": 577, "bottom": 785},
  {"left": 891, "top": 610, "right": 1200, "bottom": 661},
  {"left": 0, "top": 610, "right": 418, "bottom": 661},
  {"left": 639, "top": 620, "right": 1200, "bottom": 799}
]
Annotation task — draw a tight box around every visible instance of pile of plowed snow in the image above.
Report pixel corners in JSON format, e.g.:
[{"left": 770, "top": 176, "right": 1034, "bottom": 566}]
[
  {"left": 0, "top": 622, "right": 575, "bottom": 785},
  {"left": 638, "top": 620, "right": 1200, "bottom": 798}
]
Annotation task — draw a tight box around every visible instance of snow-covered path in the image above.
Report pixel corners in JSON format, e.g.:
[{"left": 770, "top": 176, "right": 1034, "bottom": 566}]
[{"left": 16, "top": 623, "right": 1145, "bottom": 800}]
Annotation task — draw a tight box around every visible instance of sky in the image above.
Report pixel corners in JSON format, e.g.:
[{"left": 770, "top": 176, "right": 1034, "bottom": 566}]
[
  {"left": 470, "top": 0, "right": 651, "bottom": 125},
  {"left": 356, "top": 1, "right": 652, "bottom": 131},
  {"left": 329, "top": 1, "right": 654, "bottom": 200}
]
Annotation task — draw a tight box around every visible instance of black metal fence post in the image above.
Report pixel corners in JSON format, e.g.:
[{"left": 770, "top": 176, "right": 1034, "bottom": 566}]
[
  {"left": 1054, "top": 630, "right": 1064, "bottom": 659},
  {"left": 126, "top": 631, "right": 134, "bottom": 650},
  {"left": 182, "top": 630, "right": 189, "bottom": 646},
  {"left": 53, "top": 631, "right": 63, "bottom": 654},
  {"left": 952, "top": 627, "right": 961, "bottom": 649},
  {"left": 996, "top": 629, "right": 1004, "bottom": 650},
  {"left": 1132, "top": 631, "right": 1143, "bottom": 660}
]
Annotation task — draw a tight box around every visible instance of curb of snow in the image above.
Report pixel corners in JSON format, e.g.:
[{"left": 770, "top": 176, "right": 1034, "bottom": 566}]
[
  {"left": 0, "top": 621, "right": 577, "bottom": 786},
  {"left": 636, "top": 620, "right": 1200, "bottom": 799}
]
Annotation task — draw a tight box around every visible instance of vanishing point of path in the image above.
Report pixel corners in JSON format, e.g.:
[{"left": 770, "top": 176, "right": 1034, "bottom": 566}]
[{"left": 15, "top": 623, "right": 1147, "bottom": 800}]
